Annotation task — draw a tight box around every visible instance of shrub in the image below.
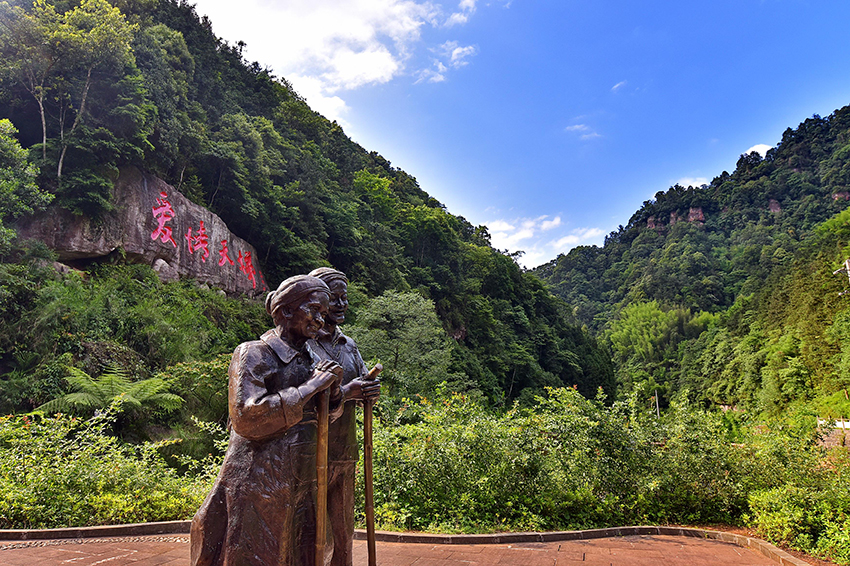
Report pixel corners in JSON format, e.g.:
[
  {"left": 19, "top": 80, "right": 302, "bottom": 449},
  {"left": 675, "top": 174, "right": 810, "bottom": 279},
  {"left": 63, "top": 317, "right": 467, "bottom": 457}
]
[
  {"left": 361, "top": 386, "right": 752, "bottom": 533},
  {"left": 156, "top": 354, "right": 231, "bottom": 424},
  {"left": 0, "top": 403, "right": 209, "bottom": 528},
  {"left": 745, "top": 418, "right": 850, "bottom": 565},
  {"left": 0, "top": 262, "right": 267, "bottom": 413}
]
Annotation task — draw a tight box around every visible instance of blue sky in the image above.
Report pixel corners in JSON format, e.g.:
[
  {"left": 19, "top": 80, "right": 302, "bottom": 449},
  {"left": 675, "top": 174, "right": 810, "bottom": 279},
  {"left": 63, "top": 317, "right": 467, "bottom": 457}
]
[{"left": 190, "top": 0, "right": 850, "bottom": 267}]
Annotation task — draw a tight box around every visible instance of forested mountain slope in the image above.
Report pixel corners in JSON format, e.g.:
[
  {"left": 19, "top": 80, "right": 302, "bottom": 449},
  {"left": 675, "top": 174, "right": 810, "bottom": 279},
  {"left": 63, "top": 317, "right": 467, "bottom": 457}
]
[
  {"left": 0, "top": 0, "right": 613, "bottom": 409},
  {"left": 536, "top": 109, "right": 850, "bottom": 413}
]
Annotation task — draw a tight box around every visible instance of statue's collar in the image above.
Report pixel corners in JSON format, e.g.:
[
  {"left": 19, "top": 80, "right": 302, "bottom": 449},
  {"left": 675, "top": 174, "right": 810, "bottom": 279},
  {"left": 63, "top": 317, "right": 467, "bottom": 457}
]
[
  {"left": 260, "top": 328, "right": 315, "bottom": 364},
  {"left": 317, "top": 325, "right": 347, "bottom": 345}
]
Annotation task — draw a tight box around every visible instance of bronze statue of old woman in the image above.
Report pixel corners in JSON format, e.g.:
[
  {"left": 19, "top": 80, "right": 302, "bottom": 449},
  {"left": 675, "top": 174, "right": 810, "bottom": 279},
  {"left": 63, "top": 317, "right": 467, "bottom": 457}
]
[{"left": 190, "top": 275, "right": 344, "bottom": 566}]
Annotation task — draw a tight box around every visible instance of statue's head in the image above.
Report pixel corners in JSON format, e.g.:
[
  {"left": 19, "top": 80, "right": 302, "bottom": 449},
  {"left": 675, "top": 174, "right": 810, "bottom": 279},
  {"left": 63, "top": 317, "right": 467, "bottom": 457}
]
[
  {"left": 308, "top": 267, "right": 348, "bottom": 327},
  {"left": 266, "top": 275, "right": 331, "bottom": 342}
]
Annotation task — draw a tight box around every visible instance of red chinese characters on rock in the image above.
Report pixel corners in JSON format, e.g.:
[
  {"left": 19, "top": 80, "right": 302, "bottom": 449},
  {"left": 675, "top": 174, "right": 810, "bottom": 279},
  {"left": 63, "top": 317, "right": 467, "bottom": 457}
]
[
  {"left": 151, "top": 192, "right": 177, "bottom": 247},
  {"left": 150, "top": 192, "right": 265, "bottom": 292},
  {"left": 238, "top": 250, "right": 257, "bottom": 289},
  {"left": 218, "top": 240, "right": 235, "bottom": 267},
  {"left": 185, "top": 221, "right": 210, "bottom": 262}
]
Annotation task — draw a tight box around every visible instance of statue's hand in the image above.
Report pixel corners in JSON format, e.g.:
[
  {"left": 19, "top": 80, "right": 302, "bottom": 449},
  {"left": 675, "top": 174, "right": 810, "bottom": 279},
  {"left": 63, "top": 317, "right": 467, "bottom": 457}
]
[
  {"left": 314, "top": 359, "right": 344, "bottom": 384},
  {"left": 298, "top": 360, "right": 343, "bottom": 402},
  {"left": 343, "top": 377, "right": 381, "bottom": 402}
]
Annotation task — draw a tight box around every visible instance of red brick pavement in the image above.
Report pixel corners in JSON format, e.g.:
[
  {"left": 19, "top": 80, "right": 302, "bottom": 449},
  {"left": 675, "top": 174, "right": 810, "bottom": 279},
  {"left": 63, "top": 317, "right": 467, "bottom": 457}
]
[{"left": 0, "top": 534, "right": 795, "bottom": 566}]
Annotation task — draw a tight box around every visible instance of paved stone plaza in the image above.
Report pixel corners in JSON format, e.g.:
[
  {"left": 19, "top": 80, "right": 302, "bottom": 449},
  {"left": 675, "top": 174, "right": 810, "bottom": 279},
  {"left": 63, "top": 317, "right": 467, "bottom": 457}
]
[{"left": 0, "top": 534, "right": 800, "bottom": 566}]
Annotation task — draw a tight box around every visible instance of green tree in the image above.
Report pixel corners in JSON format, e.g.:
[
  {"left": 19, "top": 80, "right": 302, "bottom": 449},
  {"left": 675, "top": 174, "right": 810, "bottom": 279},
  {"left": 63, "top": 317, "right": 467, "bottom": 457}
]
[
  {"left": 604, "top": 300, "right": 713, "bottom": 398},
  {"left": 0, "top": 0, "right": 61, "bottom": 159},
  {"left": 0, "top": 118, "right": 51, "bottom": 252},
  {"left": 54, "top": 0, "right": 137, "bottom": 179},
  {"left": 132, "top": 22, "right": 201, "bottom": 183},
  {"left": 347, "top": 290, "right": 463, "bottom": 399}
]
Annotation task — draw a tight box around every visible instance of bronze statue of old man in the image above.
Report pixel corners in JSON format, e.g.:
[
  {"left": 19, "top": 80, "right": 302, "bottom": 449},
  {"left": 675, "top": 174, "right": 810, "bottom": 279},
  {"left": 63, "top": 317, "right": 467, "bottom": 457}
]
[{"left": 190, "top": 275, "right": 344, "bottom": 566}]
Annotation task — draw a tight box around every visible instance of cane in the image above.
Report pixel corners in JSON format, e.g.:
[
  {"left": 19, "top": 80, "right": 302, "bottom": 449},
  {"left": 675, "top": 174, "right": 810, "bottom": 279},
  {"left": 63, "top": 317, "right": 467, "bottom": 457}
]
[
  {"left": 363, "top": 363, "right": 382, "bottom": 566},
  {"left": 316, "top": 386, "right": 330, "bottom": 566}
]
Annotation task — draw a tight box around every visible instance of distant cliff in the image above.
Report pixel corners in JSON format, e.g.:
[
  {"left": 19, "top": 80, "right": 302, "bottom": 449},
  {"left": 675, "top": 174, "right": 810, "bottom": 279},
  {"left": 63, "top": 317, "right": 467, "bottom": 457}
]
[{"left": 16, "top": 168, "right": 267, "bottom": 297}]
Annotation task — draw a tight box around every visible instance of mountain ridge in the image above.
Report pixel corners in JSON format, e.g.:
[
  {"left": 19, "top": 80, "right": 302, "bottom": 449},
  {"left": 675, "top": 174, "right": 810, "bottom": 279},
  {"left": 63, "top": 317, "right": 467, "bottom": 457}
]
[{"left": 0, "top": 0, "right": 612, "bottom": 407}]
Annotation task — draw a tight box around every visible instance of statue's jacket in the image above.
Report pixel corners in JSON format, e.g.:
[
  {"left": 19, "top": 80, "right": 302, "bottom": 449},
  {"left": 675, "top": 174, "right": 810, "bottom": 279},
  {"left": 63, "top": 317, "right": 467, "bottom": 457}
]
[
  {"left": 309, "top": 327, "right": 368, "bottom": 463},
  {"left": 308, "top": 327, "right": 368, "bottom": 566},
  {"left": 190, "top": 329, "right": 340, "bottom": 566}
]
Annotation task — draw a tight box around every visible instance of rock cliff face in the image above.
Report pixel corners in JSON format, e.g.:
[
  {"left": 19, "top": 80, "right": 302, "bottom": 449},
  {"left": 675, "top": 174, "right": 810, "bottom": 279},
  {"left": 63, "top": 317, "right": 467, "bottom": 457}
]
[
  {"left": 688, "top": 207, "right": 705, "bottom": 223},
  {"left": 16, "top": 168, "right": 267, "bottom": 297},
  {"left": 647, "top": 207, "right": 706, "bottom": 230}
]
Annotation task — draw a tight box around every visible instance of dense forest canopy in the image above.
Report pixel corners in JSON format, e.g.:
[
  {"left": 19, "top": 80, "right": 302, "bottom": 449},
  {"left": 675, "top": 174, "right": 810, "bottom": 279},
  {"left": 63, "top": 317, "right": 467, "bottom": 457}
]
[
  {"left": 0, "top": 0, "right": 613, "bottom": 411},
  {"left": 536, "top": 108, "right": 850, "bottom": 415}
]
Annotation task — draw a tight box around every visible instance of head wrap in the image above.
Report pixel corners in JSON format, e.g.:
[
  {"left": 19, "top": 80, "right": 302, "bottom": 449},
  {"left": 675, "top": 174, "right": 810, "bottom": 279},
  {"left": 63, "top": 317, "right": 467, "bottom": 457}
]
[
  {"left": 266, "top": 275, "right": 330, "bottom": 322},
  {"left": 308, "top": 267, "right": 348, "bottom": 285}
]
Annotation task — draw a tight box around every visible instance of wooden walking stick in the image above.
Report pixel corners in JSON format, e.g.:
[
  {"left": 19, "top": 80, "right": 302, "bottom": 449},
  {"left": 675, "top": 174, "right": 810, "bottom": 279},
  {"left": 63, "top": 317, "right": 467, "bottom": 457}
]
[
  {"left": 316, "top": 386, "right": 330, "bottom": 566},
  {"left": 363, "top": 363, "right": 383, "bottom": 566}
]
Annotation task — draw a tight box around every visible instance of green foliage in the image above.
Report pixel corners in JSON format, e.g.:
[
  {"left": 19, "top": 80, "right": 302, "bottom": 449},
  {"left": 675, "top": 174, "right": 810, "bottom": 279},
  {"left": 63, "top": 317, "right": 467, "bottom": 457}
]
[
  {"left": 356, "top": 387, "right": 850, "bottom": 563},
  {"left": 0, "top": 119, "right": 51, "bottom": 252},
  {"left": 36, "top": 364, "right": 183, "bottom": 416},
  {"left": 0, "top": 0, "right": 62, "bottom": 159},
  {"left": 347, "top": 290, "right": 462, "bottom": 401},
  {"left": 811, "top": 390, "right": 850, "bottom": 419},
  {"left": 604, "top": 300, "right": 716, "bottom": 401},
  {"left": 0, "top": 262, "right": 266, "bottom": 412},
  {"left": 537, "top": 105, "right": 850, "bottom": 411},
  {"left": 0, "top": 0, "right": 145, "bottom": 208},
  {"left": 3, "top": 7, "right": 850, "bottom": 561},
  {"left": 365, "top": 387, "right": 752, "bottom": 532},
  {"left": 155, "top": 354, "right": 231, "bottom": 423},
  {"left": 743, "top": 413, "right": 850, "bottom": 564},
  {"left": 0, "top": 404, "right": 208, "bottom": 528},
  {"left": 48, "top": 0, "right": 140, "bottom": 181}
]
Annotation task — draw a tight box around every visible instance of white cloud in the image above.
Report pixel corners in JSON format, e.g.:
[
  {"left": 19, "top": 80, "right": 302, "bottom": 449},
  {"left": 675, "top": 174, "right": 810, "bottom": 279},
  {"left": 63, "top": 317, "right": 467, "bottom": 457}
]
[
  {"left": 191, "top": 0, "right": 482, "bottom": 123},
  {"left": 288, "top": 75, "right": 351, "bottom": 126},
  {"left": 565, "top": 124, "right": 601, "bottom": 140},
  {"left": 488, "top": 216, "right": 541, "bottom": 250},
  {"left": 488, "top": 220, "right": 515, "bottom": 232},
  {"left": 488, "top": 215, "right": 565, "bottom": 251},
  {"left": 611, "top": 80, "right": 627, "bottom": 92},
  {"left": 676, "top": 177, "right": 709, "bottom": 188},
  {"left": 445, "top": 12, "right": 470, "bottom": 25},
  {"left": 540, "top": 216, "right": 561, "bottom": 231},
  {"left": 517, "top": 249, "right": 548, "bottom": 268},
  {"left": 434, "top": 40, "right": 478, "bottom": 68},
  {"left": 746, "top": 143, "right": 773, "bottom": 157},
  {"left": 505, "top": 229, "right": 534, "bottom": 245},
  {"left": 484, "top": 216, "right": 607, "bottom": 268},
  {"left": 415, "top": 61, "right": 448, "bottom": 83},
  {"left": 550, "top": 227, "right": 605, "bottom": 250},
  {"left": 450, "top": 44, "right": 477, "bottom": 66},
  {"left": 446, "top": 0, "right": 476, "bottom": 26}
]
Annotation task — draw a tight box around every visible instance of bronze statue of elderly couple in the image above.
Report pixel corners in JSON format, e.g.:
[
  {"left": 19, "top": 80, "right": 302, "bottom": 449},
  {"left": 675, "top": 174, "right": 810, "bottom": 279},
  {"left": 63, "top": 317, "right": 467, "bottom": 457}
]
[{"left": 190, "top": 268, "right": 381, "bottom": 566}]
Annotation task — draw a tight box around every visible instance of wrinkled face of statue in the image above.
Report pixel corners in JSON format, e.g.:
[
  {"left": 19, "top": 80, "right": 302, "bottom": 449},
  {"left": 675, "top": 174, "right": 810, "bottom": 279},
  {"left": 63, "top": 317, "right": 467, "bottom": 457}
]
[
  {"left": 287, "top": 291, "right": 329, "bottom": 341},
  {"left": 326, "top": 279, "right": 348, "bottom": 326}
]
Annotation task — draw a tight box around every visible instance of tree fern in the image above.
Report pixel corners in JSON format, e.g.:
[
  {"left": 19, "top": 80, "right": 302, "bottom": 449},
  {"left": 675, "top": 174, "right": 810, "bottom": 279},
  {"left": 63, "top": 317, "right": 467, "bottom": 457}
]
[{"left": 36, "top": 365, "right": 183, "bottom": 415}]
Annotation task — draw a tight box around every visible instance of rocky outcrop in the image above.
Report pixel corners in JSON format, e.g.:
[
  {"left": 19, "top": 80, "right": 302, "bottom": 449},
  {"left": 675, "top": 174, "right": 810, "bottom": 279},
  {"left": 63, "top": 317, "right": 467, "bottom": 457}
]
[
  {"left": 16, "top": 168, "right": 267, "bottom": 297},
  {"left": 688, "top": 207, "right": 704, "bottom": 223},
  {"left": 648, "top": 208, "right": 706, "bottom": 230}
]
